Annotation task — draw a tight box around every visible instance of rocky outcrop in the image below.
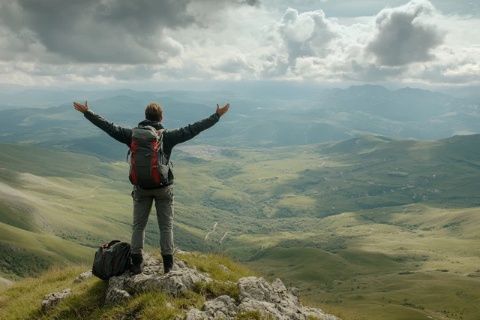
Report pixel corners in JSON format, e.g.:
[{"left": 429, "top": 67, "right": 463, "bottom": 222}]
[
  {"left": 41, "top": 288, "right": 71, "bottom": 312},
  {"left": 186, "top": 295, "right": 237, "bottom": 319},
  {"left": 105, "top": 253, "right": 212, "bottom": 305},
  {"left": 186, "top": 277, "right": 338, "bottom": 320},
  {"left": 40, "top": 253, "right": 339, "bottom": 319}
]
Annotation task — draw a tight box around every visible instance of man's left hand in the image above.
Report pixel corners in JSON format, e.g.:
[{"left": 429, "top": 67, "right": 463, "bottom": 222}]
[{"left": 216, "top": 103, "right": 230, "bottom": 117}]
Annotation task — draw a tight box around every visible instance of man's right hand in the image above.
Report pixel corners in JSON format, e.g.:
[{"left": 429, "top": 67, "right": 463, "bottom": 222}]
[{"left": 73, "top": 101, "right": 89, "bottom": 113}]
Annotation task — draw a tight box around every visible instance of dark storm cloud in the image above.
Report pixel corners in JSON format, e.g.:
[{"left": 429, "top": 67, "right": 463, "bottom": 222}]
[
  {"left": 242, "top": 0, "right": 261, "bottom": 6},
  {"left": 0, "top": 0, "right": 257, "bottom": 64},
  {"left": 366, "top": 0, "right": 444, "bottom": 66}
]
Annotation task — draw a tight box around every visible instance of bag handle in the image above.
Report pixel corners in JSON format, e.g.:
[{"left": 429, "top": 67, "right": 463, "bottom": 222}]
[{"left": 101, "top": 240, "right": 121, "bottom": 249}]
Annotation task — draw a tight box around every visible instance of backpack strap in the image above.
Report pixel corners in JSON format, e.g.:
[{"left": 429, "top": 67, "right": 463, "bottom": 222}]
[{"left": 157, "top": 129, "right": 167, "bottom": 164}]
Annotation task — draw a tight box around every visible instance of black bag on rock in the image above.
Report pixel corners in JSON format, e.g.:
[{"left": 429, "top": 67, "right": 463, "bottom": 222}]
[{"left": 92, "top": 240, "right": 131, "bottom": 280}]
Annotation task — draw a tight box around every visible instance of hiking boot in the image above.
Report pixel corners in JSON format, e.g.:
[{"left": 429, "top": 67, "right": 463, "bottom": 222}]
[
  {"left": 162, "top": 254, "right": 174, "bottom": 274},
  {"left": 130, "top": 253, "right": 144, "bottom": 275}
]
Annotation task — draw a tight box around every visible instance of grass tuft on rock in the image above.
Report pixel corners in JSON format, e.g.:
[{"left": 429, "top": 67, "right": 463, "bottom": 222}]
[
  {"left": 178, "top": 251, "right": 253, "bottom": 282},
  {"left": 193, "top": 280, "right": 239, "bottom": 301}
]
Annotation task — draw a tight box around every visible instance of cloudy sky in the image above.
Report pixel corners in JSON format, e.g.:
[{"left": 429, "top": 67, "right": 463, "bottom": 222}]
[{"left": 0, "top": 0, "right": 478, "bottom": 88}]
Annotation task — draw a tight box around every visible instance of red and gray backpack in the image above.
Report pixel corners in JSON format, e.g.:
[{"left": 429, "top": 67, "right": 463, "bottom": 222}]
[{"left": 128, "top": 126, "right": 170, "bottom": 188}]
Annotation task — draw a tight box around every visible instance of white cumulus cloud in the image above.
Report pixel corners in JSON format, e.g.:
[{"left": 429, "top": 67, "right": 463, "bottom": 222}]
[{"left": 279, "top": 7, "right": 337, "bottom": 66}]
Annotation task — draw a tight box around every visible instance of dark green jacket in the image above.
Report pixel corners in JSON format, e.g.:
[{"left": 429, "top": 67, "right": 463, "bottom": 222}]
[{"left": 84, "top": 110, "right": 220, "bottom": 184}]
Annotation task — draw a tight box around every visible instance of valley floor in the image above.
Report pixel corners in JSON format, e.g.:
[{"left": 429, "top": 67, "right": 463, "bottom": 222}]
[{"left": 239, "top": 204, "right": 480, "bottom": 320}]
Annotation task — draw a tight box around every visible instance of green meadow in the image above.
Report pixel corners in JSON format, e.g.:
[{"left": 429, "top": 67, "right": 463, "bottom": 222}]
[{"left": 1, "top": 134, "right": 480, "bottom": 319}]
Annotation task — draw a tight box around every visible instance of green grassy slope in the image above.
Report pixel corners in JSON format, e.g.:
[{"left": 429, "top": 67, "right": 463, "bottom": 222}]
[
  {"left": 2, "top": 135, "right": 480, "bottom": 319},
  {"left": 0, "top": 145, "right": 154, "bottom": 279},
  {"left": 0, "top": 222, "right": 92, "bottom": 278}
]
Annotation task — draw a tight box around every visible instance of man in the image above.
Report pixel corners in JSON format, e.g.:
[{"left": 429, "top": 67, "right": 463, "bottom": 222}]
[{"left": 73, "top": 100, "right": 230, "bottom": 274}]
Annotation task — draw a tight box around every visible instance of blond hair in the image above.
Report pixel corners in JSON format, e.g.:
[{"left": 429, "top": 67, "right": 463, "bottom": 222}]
[{"left": 145, "top": 102, "right": 163, "bottom": 121}]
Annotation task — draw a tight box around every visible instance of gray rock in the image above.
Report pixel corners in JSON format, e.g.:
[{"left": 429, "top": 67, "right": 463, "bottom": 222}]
[
  {"left": 174, "top": 260, "right": 188, "bottom": 270},
  {"left": 218, "top": 264, "right": 230, "bottom": 273},
  {"left": 105, "top": 288, "right": 131, "bottom": 306},
  {"left": 105, "top": 275, "right": 131, "bottom": 305},
  {"left": 289, "top": 286, "right": 300, "bottom": 296},
  {"left": 238, "top": 298, "right": 281, "bottom": 318},
  {"left": 204, "top": 295, "right": 238, "bottom": 318},
  {"left": 185, "top": 308, "right": 208, "bottom": 320},
  {"left": 124, "top": 268, "right": 211, "bottom": 297},
  {"left": 188, "top": 277, "right": 339, "bottom": 320},
  {"left": 41, "top": 288, "right": 71, "bottom": 312},
  {"left": 239, "top": 277, "right": 296, "bottom": 305},
  {"left": 185, "top": 295, "right": 237, "bottom": 320},
  {"left": 238, "top": 277, "right": 338, "bottom": 320},
  {"left": 303, "top": 307, "right": 339, "bottom": 320},
  {"left": 74, "top": 271, "right": 93, "bottom": 283},
  {"left": 104, "top": 253, "right": 212, "bottom": 305}
]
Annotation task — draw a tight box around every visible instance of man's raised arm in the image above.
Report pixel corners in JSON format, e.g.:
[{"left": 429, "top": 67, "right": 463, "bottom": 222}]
[
  {"left": 73, "top": 101, "right": 132, "bottom": 146},
  {"left": 164, "top": 103, "right": 230, "bottom": 149}
]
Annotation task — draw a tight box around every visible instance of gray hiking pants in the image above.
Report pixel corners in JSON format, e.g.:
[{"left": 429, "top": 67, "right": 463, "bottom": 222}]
[{"left": 130, "top": 185, "right": 174, "bottom": 255}]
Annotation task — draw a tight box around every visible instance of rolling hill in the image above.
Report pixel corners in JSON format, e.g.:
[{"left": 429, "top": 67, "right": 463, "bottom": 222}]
[{"left": 1, "top": 133, "right": 480, "bottom": 319}]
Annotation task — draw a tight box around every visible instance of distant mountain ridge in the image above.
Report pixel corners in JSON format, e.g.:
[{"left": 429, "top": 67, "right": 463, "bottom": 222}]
[{"left": 0, "top": 85, "right": 478, "bottom": 160}]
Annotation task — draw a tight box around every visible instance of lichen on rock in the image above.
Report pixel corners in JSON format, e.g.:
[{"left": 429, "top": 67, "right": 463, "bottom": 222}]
[
  {"left": 186, "top": 277, "right": 338, "bottom": 320},
  {"left": 41, "top": 288, "right": 72, "bottom": 312},
  {"left": 74, "top": 271, "right": 92, "bottom": 284}
]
